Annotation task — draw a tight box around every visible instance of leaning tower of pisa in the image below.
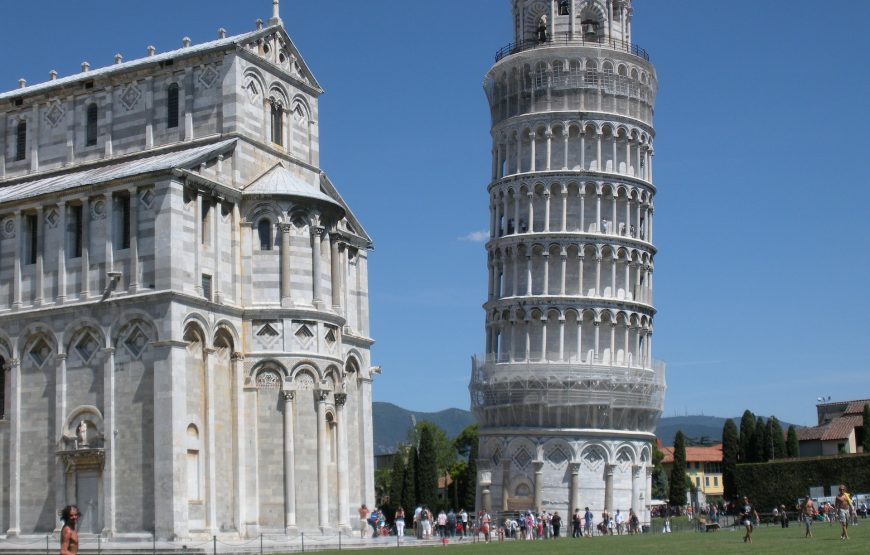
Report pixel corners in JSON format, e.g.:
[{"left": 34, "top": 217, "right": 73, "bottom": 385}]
[{"left": 470, "top": 0, "right": 666, "bottom": 524}]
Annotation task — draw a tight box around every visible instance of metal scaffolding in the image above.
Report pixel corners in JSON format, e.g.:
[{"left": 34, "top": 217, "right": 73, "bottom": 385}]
[{"left": 470, "top": 356, "right": 665, "bottom": 433}]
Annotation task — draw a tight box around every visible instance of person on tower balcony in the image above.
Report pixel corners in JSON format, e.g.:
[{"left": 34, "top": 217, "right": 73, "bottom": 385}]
[{"left": 537, "top": 15, "right": 548, "bottom": 43}]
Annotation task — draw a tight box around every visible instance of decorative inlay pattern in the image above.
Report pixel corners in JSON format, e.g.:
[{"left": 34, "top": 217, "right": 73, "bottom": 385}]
[
  {"left": 513, "top": 446, "right": 532, "bottom": 469},
  {"left": 91, "top": 199, "right": 106, "bottom": 220},
  {"left": 547, "top": 446, "right": 569, "bottom": 466},
  {"left": 123, "top": 326, "right": 149, "bottom": 358},
  {"left": 296, "top": 372, "right": 315, "bottom": 390},
  {"left": 198, "top": 65, "right": 219, "bottom": 89},
  {"left": 119, "top": 84, "right": 141, "bottom": 111},
  {"left": 140, "top": 189, "right": 154, "bottom": 209},
  {"left": 44, "top": 101, "right": 65, "bottom": 128},
  {"left": 75, "top": 332, "right": 100, "bottom": 363},
  {"left": 29, "top": 337, "right": 53, "bottom": 367},
  {"left": 3, "top": 218, "right": 16, "bottom": 238},
  {"left": 45, "top": 208, "right": 59, "bottom": 229},
  {"left": 256, "top": 370, "right": 281, "bottom": 389}
]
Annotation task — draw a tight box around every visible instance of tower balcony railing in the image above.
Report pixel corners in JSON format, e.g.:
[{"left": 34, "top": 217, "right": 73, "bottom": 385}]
[
  {"left": 494, "top": 33, "right": 650, "bottom": 63},
  {"left": 478, "top": 352, "right": 664, "bottom": 373}
]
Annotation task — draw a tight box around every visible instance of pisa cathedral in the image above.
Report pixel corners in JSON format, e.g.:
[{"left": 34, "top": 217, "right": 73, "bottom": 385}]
[
  {"left": 0, "top": 2, "right": 376, "bottom": 540},
  {"left": 471, "top": 0, "right": 665, "bottom": 523}
]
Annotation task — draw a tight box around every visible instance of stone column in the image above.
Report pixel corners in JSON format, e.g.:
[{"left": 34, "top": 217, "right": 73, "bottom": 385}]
[
  {"left": 57, "top": 202, "right": 67, "bottom": 303},
  {"left": 128, "top": 188, "right": 139, "bottom": 292},
  {"left": 543, "top": 191, "right": 553, "bottom": 232},
  {"left": 545, "top": 130, "right": 552, "bottom": 170},
  {"left": 542, "top": 252, "right": 549, "bottom": 295},
  {"left": 560, "top": 250, "right": 567, "bottom": 295},
  {"left": 357, "top": 374, "right": 375, "bottom": 506},
  {"left": 7, "top": 358, "right": 21, "bottom": 535},
  {"left": 279, "top": 223, "right": 293, "bottom": 307},
  {"left": 311, "top": 226, "right": 324, "bottom": 307},
  {"left": 102, "top": 347, "right": 116, "bottom": 536},
  {"left": 232, "top": 204, "right": 242, "bottom": 303},
  {"left": 212, "top": 198, "right": 222, "bottom": 303},
  {"left": 54, "top": 353, "right": 68, "bottom": 527},
  {"left": 232, "top": 353, "right": 246, "bottom": 534},
  {"left": 334, "top": 393, "right": 350, "bottom": 531},
  {"left": 316, "top": 390, "right": 329, "bottom": 530},
  {"left": 533, "top": 461, "right": 544, "bottom": 511},
  {"left": 144, "top": 76, "right": 154, "bottom": 148},
  {"left": 593, "top": 321, "right": 600, "bottom": 360},
  {"left": 104, "top": 193, "right": 114, "bottom": 275},
  {"left": 511, "top": 250, "right": 518, "bottom": 296},
  {"left": 205, "top": 348, "right": 218, "bottom": 535},
  {"left": 645, "top": 467, "right": 653, "bottom": 525},
  {"left": 596, "top": 132, "right": 602, "bottom": 171},
  {"left": 152, "top": 341, "right": 189, "bottom": 540},
  {"left": 80, "top": 198, "right": 90, "bottom": 299},
  {"left": 34, "top": 206, "right": 44, "bottom": 305},
  {"left": 562, "top": 129, "right": 569, "bottom": 170},
  {"left": 479, "top": 469, "right": 492, "bottom": 514},
  {"left": 104, "top": 86, "right": 114, "bottom": 157},
  {"left": 194, "top": 192, "right": 202, "bottom": 294},
  {"left": 569, "top": 463, "right": 581, "bottom": 517},
  {"left": 604, "top": 464, "right": 614, "bottom": 512},
  {"left": 631, "top": 465, "right": 641, "bottom": 517},
  {"left": 580, "top": 132, "right": 586, "bottom": 169},
  {"left": 282, "top": 391, "right": 297, "bottom": 532},
  {"left": 595, "top": 254, "right": 602, "bottom": 296},
  {"left": 595, "top": 193, "right": 602, "bottom": 232},
  {"left": 529, "top": 131, "right": 537, "bottom": 172},
  {"left": 12, "top": 211, "right": 21, "bottom": 309},
  {"left": 578, "top": 254, "right": 584, "bottom": 297},
  {"left": 527, "top": 192, "right": 534, "bottom": 231},
  {"left": 558, "top": 318, "right": 565, "bottom": 361},
  {"left": 580, "top": 193, "right": 586, "bottom": 232},
  {"left": 330, "top": 234, "right": 343, "bottom": 312},
  {"left": 526, "top": 255, "right": 533, "bottom": 295}
]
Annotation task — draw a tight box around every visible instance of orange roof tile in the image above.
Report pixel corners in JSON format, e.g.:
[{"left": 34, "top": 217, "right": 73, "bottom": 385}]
[
  {"left": 844, "top": 400, "right": 870, "bottom": 415},
  {"left": 797, "top": 415, "right": 862, "bottom": 442},
  {"left": 661, "top": 444, "right": 722, "bottom": 465}
]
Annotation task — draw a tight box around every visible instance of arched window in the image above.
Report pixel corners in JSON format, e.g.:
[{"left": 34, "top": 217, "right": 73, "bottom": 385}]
[
  {"left": 15, "top": 120, "right": 26, "bottom": 161},
  {"left": 257, "top": 218, "right": 273, "bottom": 251},
  {"left": 167, "top": 84, "right": 180, "bottom": 129},
  {"left": 86, "top": 103, "right": 98, "bottom": 146},
  {"left": 270, "top": 100, "right": 283, "bottom": 146}
]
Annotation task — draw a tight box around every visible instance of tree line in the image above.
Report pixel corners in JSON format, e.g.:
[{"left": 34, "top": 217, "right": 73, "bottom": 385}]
[{"left": 375, "top": 422, "right": 478, "bottom": 524}]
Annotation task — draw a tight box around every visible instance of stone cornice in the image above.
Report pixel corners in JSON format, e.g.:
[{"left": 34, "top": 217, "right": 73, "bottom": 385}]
[{"left": 487, "top": 170, "right": 656, "bottom": 196}]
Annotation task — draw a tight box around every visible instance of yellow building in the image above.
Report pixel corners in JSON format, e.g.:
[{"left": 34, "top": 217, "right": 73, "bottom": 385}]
[{"left": 661, "top": 444, "right": 724, "bottom": 497}]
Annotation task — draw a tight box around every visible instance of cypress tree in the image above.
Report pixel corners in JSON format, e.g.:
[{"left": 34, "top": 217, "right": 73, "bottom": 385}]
[
  {"left": 864, "top": 404, "right": 870, "bottom": 454},
  {"left": 769, "top": 416, "right": 786, "bottom": 460},
  {"left": 722, "top": 419, "right": 739, "bottom": 500},
  {"left": 739, "top": 410, "right": 755, "bottom": 462},
  {"left": 417, "top": 425, "right": 439, "bottom": 509},
  {"left": 786, "top": 425, "right": 800, "bottom": 458},
  {"left": 463, "top": 438, "right": 479, "bottom": 511},
  {"left": 389, "top": 448, "right": 406, "bottom": 516},
  {"left": 401, "top": 447, "right": 416, "bottom": 514},
  {"left": 669, "top": 431, "right": 688, "bottom": 507},
  {"left": 763, "top": 418, "right": 774, "bottom": 462},
  {"left": 753, "top": 417, "right": 767, "bottom": 463}
]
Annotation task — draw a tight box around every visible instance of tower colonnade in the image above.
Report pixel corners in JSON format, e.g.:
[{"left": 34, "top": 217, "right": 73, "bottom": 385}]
[{"left": 472, "top": 0, "right": 665, "bottom": 524}]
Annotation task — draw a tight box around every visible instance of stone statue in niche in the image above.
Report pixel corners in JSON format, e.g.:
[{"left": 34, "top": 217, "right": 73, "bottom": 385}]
[{"left": 77, "top": 420, "right": 89, "bottom": 447}]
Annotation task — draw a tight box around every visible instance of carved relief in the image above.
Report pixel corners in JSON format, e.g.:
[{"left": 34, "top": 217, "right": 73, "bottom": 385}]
[
  {"left": 256, "top": 370, "right": 282, "bottom": 389},
  {"left": 2, "top": 217, "right": 16, "bottom": 238}
]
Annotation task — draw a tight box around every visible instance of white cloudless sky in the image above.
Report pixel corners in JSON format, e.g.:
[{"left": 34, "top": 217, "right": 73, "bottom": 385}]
[{"left": 2, "top": 1, "right": 868, "bottom": 426}]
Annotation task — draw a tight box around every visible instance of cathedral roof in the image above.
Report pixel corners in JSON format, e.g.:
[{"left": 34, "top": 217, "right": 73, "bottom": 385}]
[
  {"left": 0, "top": 24, "right": 321, "bottom": 101},
  {"left": 243, "top": 163, "right": 341, "bottom": 208},
  {"left": 0, "top": 139, "right": 235, "bottom": 204}
]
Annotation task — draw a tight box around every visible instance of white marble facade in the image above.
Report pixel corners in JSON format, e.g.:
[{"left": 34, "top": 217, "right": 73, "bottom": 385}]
[
  {"left": 471, "top": 0, "right": 665, "bottom": 524},
  {"left": 0, "top": 4, "right": 376, "bottom": 540}
]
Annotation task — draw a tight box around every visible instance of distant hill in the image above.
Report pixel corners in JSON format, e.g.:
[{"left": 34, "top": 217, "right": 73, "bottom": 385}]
[
  {"left": 372, "top": 402, "right": 476, "bottom": 455},
  {"left": 372, "top": 404, "right": 795, "bottom": 454}
]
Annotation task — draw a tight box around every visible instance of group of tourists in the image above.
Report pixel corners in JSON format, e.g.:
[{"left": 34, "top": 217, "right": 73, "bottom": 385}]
[{"left": 799, "top": 485, "right": 861, "bottom": 541}]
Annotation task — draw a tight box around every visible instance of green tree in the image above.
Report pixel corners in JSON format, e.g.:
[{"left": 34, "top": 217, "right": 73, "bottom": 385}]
[
  {"left": 401, "top": 446, "right": 416, "bottom": 515},
  {"left": 651, "top": 442, "right": 668, "bottom": 500},
  {"left": 753, "top": 417, "right": 767, "bottom": 463},
  {"left": 375, "top": 467, "right": 392, "bottom": 507},
  {"left": 863, "top": 404, "right": 870, "bottom": 453},
  {"left": 769, "top": 416, "right": 786, "bottom": 460},
  {"left": 408, "top": 422, "right": 455, "bottom": 478},
  {"left": 417, "top": 425, "right": 439, "bottom": 509},
  {"left": 722, "top": 419, "right": 739, "bottom": 500},
  {"left": 389, "top": 448, "right": 407, "bottom": 520},
  {"left": 739, "top": 410, "right": 756, "bottom": 462},
  {"left": 669, "top": 431, "right": 688, "bottom": 507},
  {"left": 462, "top": 434, "right": 479, "bottom": 510},
  {"left": 786, "top": 425, "right": 800, "bottom": 458},
  {"left": 763, "top": 418, "right": 774, "bottom": 462}
]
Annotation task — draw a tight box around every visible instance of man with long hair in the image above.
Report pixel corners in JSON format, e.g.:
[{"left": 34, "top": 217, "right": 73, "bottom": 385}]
[{"left": 59, "top": 505, "right": 80, "bottom": 555}]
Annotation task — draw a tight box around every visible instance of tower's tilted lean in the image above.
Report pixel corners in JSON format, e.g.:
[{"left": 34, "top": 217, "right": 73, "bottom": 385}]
[{"left": 471, "top": 0, "right": 665, "bottom": 524}]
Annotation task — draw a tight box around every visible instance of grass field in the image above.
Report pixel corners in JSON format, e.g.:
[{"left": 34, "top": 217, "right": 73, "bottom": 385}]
[{"left": 308, "top": 520, "right": 869, "bottom": 554}]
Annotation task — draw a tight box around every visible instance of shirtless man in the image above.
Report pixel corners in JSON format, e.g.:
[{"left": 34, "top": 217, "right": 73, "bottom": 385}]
[
  {"left": 801, "top": 495, "right": 816, "bottom": 538},
  {"left": 358, "top": 504, "right": 370, "bottom": 538},
  {"left": 59, "top": 505, "right": 80, "bottom": 555},
  {"left": 835, "top": 485, "right": 851, "bottom": 540}
]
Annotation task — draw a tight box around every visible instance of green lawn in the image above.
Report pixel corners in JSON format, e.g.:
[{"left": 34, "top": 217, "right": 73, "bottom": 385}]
[{"left": 306, "top": 521, "right": 869, "bottom": 554}]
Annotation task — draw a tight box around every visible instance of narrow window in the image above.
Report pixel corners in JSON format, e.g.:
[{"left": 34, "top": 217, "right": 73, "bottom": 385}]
[
  {"left": 270, "top": 101, "right": 283, "bottom": 145},
  {"left": 167, "top": 84, "right": 180, "bottom": 128},
  {"left": 116, "top": 193, "right": 131, "bottom": 249},
  {"left": 24, "top": 213, "right": 38, "bottom": 264},
  {"left": 15, "top": 121, "right": 26, "bottom": 161},
  {"left": 201, "top": 274, "right": 212, "bottom": 301},
  {"left": 70, "top": 204, "right": 83, "bottom": 258},
  {"left": 257, "top": 219, "right": 272, "bottom": 251},
  {"left": 86, "top": 104, "right": 98, "bottom": 146}
]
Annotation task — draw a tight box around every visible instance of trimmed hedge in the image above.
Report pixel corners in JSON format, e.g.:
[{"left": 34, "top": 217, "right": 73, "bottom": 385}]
[{"left": 735, "top": 453, "right": 870, "bottom": 510}]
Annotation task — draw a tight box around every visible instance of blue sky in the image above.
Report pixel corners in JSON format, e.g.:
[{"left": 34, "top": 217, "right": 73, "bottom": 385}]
[{"left": 2, "top": 1, "right": 868, "bottom": 426}]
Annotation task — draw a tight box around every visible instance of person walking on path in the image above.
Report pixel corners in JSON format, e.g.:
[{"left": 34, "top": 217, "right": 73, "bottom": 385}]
[
  {"left": 801, "top": 495, "right": 816, "bottom": 538},
  {"left": 836, "top": 485, "right": 851, "bottom": 540},
  {"left": 59, "top": 505, "right": 80, "bottom": 555},
  {"left": 395, "top": 506, "right": 406, "bottom": 538},
  {"left": 583, "top": 507, "right": 594, "bottom": 537},
  {"left": 572, "top": 508, "right": 582, "bottom": 537},
  {"left": 740, "top": 496, "right": 759, "bottom": 543},
  {"left": 358, "top": 504, "right": 370, "bottom": 539}
]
